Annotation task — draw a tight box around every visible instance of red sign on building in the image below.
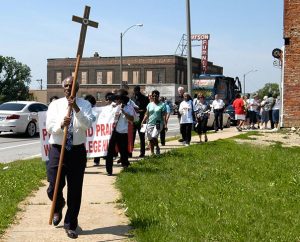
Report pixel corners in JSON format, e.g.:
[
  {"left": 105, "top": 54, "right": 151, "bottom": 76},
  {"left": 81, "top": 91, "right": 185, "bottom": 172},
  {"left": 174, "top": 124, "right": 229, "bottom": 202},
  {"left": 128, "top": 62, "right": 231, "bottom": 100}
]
[{"left": 191, "top": 34, "right": 210, "bottom": 74}]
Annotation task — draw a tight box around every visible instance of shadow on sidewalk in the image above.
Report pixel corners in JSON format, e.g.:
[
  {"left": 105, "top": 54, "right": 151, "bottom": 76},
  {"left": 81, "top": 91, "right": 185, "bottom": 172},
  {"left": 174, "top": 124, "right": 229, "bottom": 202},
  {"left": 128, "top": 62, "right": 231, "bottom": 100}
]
[{"left": 79, "top": 225, "right": 133, "bottom": 238}]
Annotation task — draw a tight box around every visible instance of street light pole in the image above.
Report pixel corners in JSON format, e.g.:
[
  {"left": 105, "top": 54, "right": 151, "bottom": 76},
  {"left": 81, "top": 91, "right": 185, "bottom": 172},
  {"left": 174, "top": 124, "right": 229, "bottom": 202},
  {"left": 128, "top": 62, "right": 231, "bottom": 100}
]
[
  {"left": 243, "top": 69, "right": 258, "bottom": 95},
  {"left": 120, "top": 24, "right": 143, "bottom": 88},
  {"left": 120, "top": 32, "right": 123, "bottom": 87}
]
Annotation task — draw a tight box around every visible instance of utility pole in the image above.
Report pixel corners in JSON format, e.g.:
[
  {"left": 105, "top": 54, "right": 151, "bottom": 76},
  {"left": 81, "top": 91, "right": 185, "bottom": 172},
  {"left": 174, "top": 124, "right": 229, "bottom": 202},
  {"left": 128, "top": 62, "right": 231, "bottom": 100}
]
[
  {"left": 186, "top": 0, "right": 193, "bottom": 95},
  {"left": 36, "top": 79, "right": 43, "bottom": 90}
]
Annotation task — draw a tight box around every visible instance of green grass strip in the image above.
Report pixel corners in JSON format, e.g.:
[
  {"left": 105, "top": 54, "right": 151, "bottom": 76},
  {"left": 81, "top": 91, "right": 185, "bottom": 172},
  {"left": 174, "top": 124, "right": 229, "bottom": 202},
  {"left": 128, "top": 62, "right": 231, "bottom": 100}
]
[
  {"left": 0, "top": 159, "right": 46, "bottom": 235},
  {"left": 117, "top": 139, "right": 300, "bottom": 241}
]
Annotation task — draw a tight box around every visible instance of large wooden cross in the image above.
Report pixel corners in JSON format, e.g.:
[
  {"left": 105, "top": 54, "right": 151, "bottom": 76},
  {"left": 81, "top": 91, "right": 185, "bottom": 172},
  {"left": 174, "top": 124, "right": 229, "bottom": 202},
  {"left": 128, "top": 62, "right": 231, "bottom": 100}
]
[
  {"left": 72, "top": 6, "right": 99, "bottom": 57},
  {"left": 49, "top": 5, "right": 98, "bottom": 225}
]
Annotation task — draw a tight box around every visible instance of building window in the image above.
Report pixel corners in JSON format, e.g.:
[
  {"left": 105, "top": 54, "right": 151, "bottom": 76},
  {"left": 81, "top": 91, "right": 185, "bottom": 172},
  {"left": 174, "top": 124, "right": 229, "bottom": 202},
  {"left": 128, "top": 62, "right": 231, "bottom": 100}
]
[
  {"left": 146, "top": 71, "right": 152, "bottom": 84},
  {"left": 81, "top": 71, "right": 87, "bottom": 84},
  {"left": 133, "top": 71, "right": 139, "bottom": 84},
  {"left": 96, "top": 71, "right": 103, "bottom": 84},
  {"left": 56, "top": 72, "right": 62, "bottom": 84},
  {"left": 96, "top": 92, "right": 101, "bottom": 101},
  {"left": 181, "top": 71, "right": 184, "bottom": 84},
  {"left": 107, "top": 71, "right": 113, "bottom": 84},
  {"left": 154, "top": 69, "right": 165, "bottom": 84},
  {"left": 177, "top": 70, "right": 180, "bottom": 84},
  {"left": 122, "top": 71, "right": 128, "bottom": 82}
]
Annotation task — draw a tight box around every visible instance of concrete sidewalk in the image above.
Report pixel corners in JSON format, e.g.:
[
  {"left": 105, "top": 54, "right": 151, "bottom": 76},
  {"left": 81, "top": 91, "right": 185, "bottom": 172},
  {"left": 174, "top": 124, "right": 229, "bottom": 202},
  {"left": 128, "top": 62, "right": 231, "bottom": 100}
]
[{"left": 1, "top": 127, "right": 240, "bottom": 242}]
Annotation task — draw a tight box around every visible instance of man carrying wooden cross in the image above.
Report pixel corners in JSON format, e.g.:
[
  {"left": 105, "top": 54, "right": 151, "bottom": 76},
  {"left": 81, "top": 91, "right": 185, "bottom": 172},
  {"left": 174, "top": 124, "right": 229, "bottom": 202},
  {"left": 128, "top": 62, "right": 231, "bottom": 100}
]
[
  {"left": 46, "top": 6, "right": 98, "bottom": 239},
  {"left": 46, "top": 76, "right": 93, "bottom": 238}
]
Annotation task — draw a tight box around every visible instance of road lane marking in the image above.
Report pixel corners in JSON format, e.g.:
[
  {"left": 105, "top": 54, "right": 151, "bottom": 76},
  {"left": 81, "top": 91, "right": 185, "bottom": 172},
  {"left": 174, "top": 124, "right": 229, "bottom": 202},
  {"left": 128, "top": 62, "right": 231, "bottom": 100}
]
[{"left": 0, "top": 141, "right": 40, "bottom": 150}]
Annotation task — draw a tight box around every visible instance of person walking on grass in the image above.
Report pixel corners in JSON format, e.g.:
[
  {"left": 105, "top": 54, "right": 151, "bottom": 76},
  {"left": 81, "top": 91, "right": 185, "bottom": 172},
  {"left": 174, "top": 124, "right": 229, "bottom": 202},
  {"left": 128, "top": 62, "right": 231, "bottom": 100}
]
[
  {"left": 46, "top": 76, "right": 93, "bottom": 239},
  {"left": 179, "top": 92, "right": 194, "bottom": 146},
  {"left": 232, "top": 93, "right": 246, "bottom": 132},
  {"left": 142, "top": 90, "right": 167, "bottom": 155}
]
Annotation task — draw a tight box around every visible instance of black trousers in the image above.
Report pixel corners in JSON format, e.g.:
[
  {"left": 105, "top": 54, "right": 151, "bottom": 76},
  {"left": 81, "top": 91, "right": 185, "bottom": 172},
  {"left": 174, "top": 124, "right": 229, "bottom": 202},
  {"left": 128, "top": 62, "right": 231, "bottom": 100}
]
[
  {"left": 196, "top": 117, "right": 208, "bottom": 135},
  {"left": 106, "top": 131, "right": 129, "bottom": 174},
  {"left": 269, "top": 110, "right": 274, "bottom": 129},
  {"left": 180, "top": 123, "right": 192, "bottom": 143},
  {"left": 214, "top": 109, "right": 223, "bottom": 131},
  {"left": 249, "top": 110, "right": 257, "bottom": 124},
  {"left": 133, "top": 122, "right": 146, "bottom": 155},
  {"left": 47, "top": 144, "right": 87, "bottom": 230},
  {"left": 160, "top": 127, "right": 166, "bottom": 145}
]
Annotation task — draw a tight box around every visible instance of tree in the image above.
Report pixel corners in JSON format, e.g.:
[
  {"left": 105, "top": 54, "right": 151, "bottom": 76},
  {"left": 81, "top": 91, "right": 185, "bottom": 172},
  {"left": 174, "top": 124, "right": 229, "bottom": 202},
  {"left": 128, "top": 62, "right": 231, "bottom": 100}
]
[
  {"left": 255, "top": 83, "right": 280, "bottom": 99},
  {"left": 0, "top": 56, "right": 31, "bottom": 102}
]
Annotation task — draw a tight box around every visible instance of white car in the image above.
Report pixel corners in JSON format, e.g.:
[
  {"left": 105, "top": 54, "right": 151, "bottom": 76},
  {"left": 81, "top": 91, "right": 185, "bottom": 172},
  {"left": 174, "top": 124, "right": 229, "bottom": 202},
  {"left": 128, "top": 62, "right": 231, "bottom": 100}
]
[
  {"left": 0, "top": 101, "right": 48, "bottom": 137},
  {"left": 206, "top": 111, "right": 231, "bottom": 129}
]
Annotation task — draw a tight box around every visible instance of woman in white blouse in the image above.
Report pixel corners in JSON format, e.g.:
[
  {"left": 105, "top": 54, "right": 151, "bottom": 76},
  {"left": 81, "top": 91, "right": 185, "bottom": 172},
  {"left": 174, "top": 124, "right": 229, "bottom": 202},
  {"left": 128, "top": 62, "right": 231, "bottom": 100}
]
[{"left": 178, "top": 93, "right": 194, "bottom": 146}]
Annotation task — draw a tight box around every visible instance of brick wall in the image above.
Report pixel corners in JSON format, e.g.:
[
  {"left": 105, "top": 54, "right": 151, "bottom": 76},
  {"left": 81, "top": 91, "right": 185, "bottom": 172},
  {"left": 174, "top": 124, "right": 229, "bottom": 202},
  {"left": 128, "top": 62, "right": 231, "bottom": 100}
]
[
  {"left": 47, "top": 55, "right": 223, "bottom": 103},
  {"left": 283, "top": 0, "right": 300, "bottom": 127}
]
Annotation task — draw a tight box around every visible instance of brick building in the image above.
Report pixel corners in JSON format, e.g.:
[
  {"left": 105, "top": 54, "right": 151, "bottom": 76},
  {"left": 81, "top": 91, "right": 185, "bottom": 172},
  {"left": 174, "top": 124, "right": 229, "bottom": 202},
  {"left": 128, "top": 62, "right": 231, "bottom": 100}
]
[
  {"left": 47, "top": 55, "right": 222, "bottom": 104},
  {"left": 283, "top": 0, "right": 300, "bottom": 127}
]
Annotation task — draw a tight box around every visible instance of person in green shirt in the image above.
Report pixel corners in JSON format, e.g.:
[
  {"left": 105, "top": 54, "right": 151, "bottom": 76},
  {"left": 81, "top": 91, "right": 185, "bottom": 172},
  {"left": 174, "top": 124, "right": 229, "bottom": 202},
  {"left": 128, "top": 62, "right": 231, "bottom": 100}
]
[{"left": 142, "top": 90, "right": 167, "bottom": 155}]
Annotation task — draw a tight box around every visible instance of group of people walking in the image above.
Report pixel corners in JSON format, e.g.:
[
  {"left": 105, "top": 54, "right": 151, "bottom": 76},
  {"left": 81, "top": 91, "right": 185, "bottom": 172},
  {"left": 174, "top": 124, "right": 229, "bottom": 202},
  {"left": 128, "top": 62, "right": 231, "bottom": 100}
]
[
  {"left": 232, "top": 92, "right": 281, "bottom": 131},
  {"left": 45, "top": 76, "right": 281, "bottom": 239},
  {"left": 45, "top": 77, "right": 175, "bottom": 238}
]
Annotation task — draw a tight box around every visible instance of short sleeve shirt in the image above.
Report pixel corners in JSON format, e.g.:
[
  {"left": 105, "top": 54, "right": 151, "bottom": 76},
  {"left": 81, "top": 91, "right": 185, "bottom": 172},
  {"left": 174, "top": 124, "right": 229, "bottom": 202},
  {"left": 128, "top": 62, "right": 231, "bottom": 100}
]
[
  {"left": 232, "top": 98, "right": 246, "bottom": 115},
  {"left": 146, "top": 102, "right": 166, "bottom": 125}
]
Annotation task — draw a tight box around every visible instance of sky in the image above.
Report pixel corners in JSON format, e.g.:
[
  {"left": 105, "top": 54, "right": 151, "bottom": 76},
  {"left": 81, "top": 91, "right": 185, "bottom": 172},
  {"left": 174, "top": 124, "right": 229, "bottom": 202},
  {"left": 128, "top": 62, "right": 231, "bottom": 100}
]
[{"left": 0, "top": 0, "right": 283, "bottom": 93}]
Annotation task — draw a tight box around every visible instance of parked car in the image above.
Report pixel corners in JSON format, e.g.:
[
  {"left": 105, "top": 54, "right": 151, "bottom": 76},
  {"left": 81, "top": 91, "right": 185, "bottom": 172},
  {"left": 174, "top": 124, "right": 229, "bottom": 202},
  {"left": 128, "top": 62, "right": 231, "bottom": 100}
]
[
  {"left": 0, "top": 101, "right": 48, "bottom": 137},
  {"left": 224, "top": 104, "right": 237, "bottom": 125},
  {"left": 206, "top": 110, "right": 231, "bottom": 129}
]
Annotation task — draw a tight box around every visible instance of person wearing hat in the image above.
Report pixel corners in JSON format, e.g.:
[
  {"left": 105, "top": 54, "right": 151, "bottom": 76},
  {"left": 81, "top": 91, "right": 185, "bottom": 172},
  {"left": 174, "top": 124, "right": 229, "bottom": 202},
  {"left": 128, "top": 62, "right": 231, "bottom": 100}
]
[{"left": 46, "top": 76, "right": 93, "bottom": 239}]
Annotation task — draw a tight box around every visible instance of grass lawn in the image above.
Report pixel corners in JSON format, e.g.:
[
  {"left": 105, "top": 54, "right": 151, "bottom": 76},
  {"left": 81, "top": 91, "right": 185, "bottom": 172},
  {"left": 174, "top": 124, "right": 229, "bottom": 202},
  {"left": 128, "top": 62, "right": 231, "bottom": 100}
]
[
  {"left": 117, "top": 135, "right": 300, "bottom": 241},
  {"left": 0, "top": 159, "right": 46, "bottom": 235}
]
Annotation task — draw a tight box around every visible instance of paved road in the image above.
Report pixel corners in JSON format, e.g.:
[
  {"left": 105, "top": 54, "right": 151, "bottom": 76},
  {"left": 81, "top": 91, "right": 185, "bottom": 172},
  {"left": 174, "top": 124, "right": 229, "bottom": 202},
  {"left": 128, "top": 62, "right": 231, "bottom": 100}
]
[
  {"left": 0, "top": 115, "right": 180, "bottom": 164},
  {"left": 0, "top": 133, "right": 41, "bottom": 163}
]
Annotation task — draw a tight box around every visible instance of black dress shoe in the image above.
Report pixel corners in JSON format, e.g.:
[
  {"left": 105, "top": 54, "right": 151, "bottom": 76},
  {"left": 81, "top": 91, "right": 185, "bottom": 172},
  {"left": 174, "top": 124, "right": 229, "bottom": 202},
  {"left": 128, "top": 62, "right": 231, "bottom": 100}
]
[
  {"left": 53, "top": 211, "right": 63, "bottom": 226},
  {"left": 65, "top": 229, "right": 78, "bottom": 239},
  {"left": 53, "top": 201, "right": 65, "bottom": 226}
]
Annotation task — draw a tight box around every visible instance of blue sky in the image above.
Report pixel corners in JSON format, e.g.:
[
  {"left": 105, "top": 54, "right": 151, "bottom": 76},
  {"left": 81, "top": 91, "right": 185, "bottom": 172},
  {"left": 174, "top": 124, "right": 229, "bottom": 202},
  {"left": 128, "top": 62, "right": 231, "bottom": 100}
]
[{"left": 0, "top": 0, "right": 283, "bottom": 93}]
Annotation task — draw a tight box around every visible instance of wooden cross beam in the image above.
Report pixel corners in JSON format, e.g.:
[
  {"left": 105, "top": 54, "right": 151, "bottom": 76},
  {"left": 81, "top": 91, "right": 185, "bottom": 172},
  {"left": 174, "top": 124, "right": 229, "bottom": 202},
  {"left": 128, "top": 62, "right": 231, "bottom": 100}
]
[
  {"left": 72, "top": 5, "right": 99, "bottom": 57},
  {"left": 48, "top": 5, "right": 98, "bottom": 225}
]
